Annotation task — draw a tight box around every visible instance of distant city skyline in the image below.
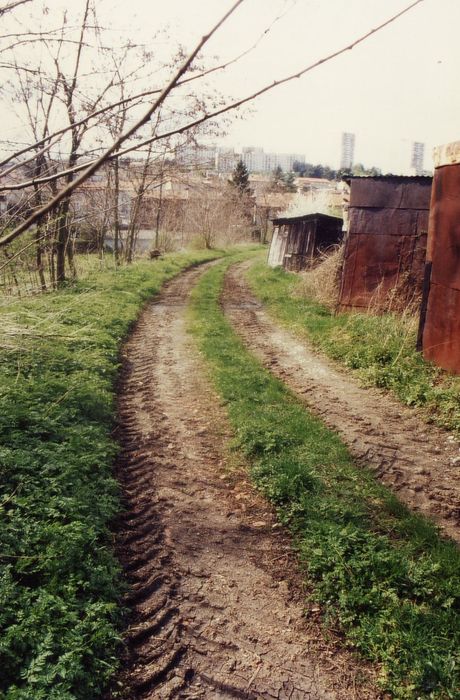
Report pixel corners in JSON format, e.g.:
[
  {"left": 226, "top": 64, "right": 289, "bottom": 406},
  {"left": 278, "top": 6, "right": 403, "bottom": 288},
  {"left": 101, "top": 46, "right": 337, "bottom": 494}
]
[
  {"left": 2, "top": 1, "right": 458, "bottom": 176},
  {"left": 178, "top": 137, "right": 402, "bottom": 176}
]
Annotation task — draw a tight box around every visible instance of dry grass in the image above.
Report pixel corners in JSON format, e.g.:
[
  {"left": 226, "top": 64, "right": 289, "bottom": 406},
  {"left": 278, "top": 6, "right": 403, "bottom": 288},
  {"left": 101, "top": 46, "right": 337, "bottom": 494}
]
[
  {"left": 296, "top": 244, "right": 344, "bottom": 308},
  {"left": 364, "top": 272, "right": 423, "bottom": 317},
  {"left": 296, "top": 244, "right": 422, "bottom": 319}
]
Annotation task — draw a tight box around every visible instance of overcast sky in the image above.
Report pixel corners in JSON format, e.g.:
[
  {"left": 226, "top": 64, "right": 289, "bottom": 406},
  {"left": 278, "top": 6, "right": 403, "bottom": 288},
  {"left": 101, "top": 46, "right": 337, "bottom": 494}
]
[
  {"left": 5, "top": 0, "right": 460, "bottom": 173},
  {"left": 100, "top": 0, "right": 460, "bottom": 173}
]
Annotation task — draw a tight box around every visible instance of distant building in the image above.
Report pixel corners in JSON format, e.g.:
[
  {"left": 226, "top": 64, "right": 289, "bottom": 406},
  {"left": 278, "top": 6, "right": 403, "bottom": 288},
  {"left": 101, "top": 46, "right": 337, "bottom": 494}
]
[
  {"left": 411, "top": 142, "right": 425, "bottom": 175},
  {"left": 176, "top": 144, "right": 216, "bottom": 169},
  {"left": 216, "top": 147, "right": 238, "bottom": 173},
  {"left": 241, "top": 146, "right": 304, "bottom": 173},
  {"left": 242, "top": 147, "right": 266, "bottom": 172},
  {"left": 341, "top": 132, "right": 355, "bottom": 170},
  {"left": 173, "top": 143, "right": 305, "bottom": 175}
]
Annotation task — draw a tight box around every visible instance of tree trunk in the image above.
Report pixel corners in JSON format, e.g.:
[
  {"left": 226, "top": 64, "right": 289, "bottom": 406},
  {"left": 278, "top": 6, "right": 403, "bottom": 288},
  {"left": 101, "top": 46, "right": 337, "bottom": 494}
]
[
  {"left": 155, "top": 178, "right": 163, "bottom": 249},
  {"left": 113, "top": 155, "right": 120, "bottom": 265},
  {"left": 66, "top": 228, "right": 77, "bottom": 279},
  {"left": 55, "top": 198, "right": 71, "bottom": 285},
  {"left": 35, "top": 224, "right": 47, "bottom": 291},
  {"left": 126, "top": 195, "right": 141, "bottom": 263}
]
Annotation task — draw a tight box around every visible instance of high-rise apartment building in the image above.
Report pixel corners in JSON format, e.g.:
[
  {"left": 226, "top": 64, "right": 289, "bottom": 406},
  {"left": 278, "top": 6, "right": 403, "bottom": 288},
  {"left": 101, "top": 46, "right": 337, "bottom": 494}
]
[
  {"left": 341, "top": 132, "right": 355, "bottom": 170},
  {"left": 242, "top": 146, "right": 304, "bottom": 173},
  {"left": 242, "top": 147, "right": 266, "bottom": 172},
  {"left": 411, "top": 142, "right": 425, "bottom": 175},
  {"left": 216, "top": 147, "right": 238, "bottom": 173}
]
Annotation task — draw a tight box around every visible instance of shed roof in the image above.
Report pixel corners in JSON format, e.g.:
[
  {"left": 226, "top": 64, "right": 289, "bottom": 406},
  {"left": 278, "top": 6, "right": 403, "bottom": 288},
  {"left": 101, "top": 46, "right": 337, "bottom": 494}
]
[
  {"left": 271, "top": 212, "right": 342, "bottom": 225},
  {"left": 343, "top": 175, "right": 432, "bottom": 185}
]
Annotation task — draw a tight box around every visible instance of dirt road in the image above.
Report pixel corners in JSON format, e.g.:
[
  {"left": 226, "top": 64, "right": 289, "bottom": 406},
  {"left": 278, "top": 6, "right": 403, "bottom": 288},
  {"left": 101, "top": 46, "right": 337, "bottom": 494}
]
[
  {"left": 113, "top": 263, "right": 379, "bottom": 699},
  {"left": 223, "top": 262, "right": 460, "bottom": 545}
]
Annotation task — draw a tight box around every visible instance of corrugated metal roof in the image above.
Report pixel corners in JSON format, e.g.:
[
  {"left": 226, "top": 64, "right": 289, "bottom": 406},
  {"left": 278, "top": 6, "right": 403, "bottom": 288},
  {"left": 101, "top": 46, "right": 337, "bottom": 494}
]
[
  {"left": 343, "top": 175, "right": 432, "bottom": 184},
  {"left": 271, "top": 212, "right": 342, "bottom": 225}
]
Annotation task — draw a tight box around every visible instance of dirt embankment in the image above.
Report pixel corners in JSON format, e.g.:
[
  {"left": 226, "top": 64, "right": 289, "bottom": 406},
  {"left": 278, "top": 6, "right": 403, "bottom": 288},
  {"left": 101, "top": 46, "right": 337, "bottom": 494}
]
[
  {"left": 112, "top": 263, "right": 379, "bottom": 699},
  {"left": 223, "top": 262, "right": 460, "bottom": 545}
]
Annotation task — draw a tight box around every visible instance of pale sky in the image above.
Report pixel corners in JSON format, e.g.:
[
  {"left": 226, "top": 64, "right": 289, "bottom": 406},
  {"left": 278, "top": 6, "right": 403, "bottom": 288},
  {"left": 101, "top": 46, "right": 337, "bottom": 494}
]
[{"left": 3, "top": 0, "right": 460, "bottom": 173}]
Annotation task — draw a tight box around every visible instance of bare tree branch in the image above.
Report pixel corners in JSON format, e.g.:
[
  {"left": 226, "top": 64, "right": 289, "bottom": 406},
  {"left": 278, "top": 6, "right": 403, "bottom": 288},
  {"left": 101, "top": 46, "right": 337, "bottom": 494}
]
[
  {"left": 0, "top": 5, "right": 287, "bottom": 170},
  {"left": 0, "top": 233, "right": 47, "bottom": 274},
  {"left": 1, "top": 0, "right": 424, "bottom": 196},
  {"left": 0, "top": 0, "right": 32, "bottom": 17},
  {"left": 0, "top": 0, "right": 246, "bottom": 246}
]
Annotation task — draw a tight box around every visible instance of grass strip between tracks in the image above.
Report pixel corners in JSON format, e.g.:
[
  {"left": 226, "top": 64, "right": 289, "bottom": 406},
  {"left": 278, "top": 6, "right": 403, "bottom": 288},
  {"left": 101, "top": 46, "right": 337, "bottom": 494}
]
[
  {"left": 245, "top": 260, "right": 460, "bottom": 433},
  {"left": 189, "top": 256, "right": 460, "bottom": 700},
  {"left": 0, "top": 248, "right": 230, "bottom": 700}
]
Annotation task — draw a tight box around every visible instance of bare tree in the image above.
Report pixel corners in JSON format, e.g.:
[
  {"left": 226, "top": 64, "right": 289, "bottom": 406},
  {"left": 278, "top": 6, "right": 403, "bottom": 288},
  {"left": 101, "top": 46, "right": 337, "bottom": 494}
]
[{"left": 0, "top": 0, "right": 424, "bottom": 288}]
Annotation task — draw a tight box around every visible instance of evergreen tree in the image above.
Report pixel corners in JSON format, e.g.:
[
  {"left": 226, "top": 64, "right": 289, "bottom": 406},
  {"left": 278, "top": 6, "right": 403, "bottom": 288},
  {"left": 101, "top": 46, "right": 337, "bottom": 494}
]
[
  {"left": 283, "top": 171, "right": 297, "bottom": 192},
  {"left": 230, "top": 159, "right": 251, "bottom": 195},
  {"left": 269, "top": 165, "right": 285, "bottom": 192}
]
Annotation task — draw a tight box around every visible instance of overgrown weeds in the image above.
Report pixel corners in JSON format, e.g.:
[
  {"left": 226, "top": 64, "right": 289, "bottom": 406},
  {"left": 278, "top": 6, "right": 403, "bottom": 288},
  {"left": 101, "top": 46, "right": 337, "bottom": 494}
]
[
  {"left": 0, "top": 248, "right": 225, "bottom": 699},
  {"left": 295, "top": 244, "right": 422, "bottom": 315},
  {"left": 247, "top": 259, "right": 460, "bottom": 432},
  {"left": 189, "top": 256, "right": 460, "bottom": 699},
  {"left": 296, "top": 244, "right": 344, "bottom": 308}
]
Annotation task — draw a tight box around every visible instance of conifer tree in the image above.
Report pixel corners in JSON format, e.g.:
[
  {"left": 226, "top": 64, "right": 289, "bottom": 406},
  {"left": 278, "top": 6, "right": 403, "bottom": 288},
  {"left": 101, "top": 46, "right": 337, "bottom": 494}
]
[{"left": 230, "top": 159, "right": 251, "bottom": 195}]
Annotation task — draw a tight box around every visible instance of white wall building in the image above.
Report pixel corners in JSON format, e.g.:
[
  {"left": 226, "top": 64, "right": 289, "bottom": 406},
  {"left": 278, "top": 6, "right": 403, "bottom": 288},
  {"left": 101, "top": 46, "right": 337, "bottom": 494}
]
[{"left": 242, "top": 146, "right": 304, "bottom": 173}]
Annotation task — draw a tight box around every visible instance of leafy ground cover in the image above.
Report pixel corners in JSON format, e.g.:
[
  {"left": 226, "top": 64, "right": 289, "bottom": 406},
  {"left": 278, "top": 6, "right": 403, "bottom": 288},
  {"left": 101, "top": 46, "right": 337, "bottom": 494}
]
[
  {"left": 246, "top": 259, "right": 460, "bottom": 433},
  {"left": 189, "top": 256, "right": 460, "bottom": 699},
  {"left": 0, "top": 249, "right": 226, "bottom": 700}
]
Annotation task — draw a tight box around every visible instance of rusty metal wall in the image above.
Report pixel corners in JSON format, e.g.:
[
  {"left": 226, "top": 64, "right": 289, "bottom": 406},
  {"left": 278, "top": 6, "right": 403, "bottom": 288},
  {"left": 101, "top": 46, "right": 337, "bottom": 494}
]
[
  {"left": 339, "top": 178, "right": 431, "bottom": 311},
  {"left": 422, "top": 164, "right": 460, "bottom": 373}
]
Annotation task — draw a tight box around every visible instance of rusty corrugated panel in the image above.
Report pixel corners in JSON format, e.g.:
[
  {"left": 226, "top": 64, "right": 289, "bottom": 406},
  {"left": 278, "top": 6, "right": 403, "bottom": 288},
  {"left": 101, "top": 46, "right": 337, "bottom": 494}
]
[
  {"left": 422, "top": 163, "right": 460, "bottom": 373},
  {"left": 339, "top": 178, "right": 431, "bottom": 311},
  {"left": 349, "top": 177, "right": 432, "bottom": 209}
]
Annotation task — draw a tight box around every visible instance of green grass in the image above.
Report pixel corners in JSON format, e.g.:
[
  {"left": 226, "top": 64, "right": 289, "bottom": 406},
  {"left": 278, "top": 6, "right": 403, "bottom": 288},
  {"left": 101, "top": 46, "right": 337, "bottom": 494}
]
[
  {"left": 189, "top": 256, "right": 460, "bottom": 699},
  {"left": 0, "top": 248, "right": 227, "bottom": 700},
  {"left": 246, "top": 260, "right": 460, "bottom": 433}
]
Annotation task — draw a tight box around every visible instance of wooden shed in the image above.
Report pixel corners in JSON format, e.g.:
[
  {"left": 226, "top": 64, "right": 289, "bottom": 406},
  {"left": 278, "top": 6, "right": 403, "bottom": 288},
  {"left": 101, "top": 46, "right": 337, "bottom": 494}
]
[
  {"left": 338, "top": 175, "right": 432, "bottom": 310},
  {"left": 267, "top": 212, "right": 343, "bottom": 271},
  {"left": 419, "top": 141, "right": 460, "bottom": 373}
]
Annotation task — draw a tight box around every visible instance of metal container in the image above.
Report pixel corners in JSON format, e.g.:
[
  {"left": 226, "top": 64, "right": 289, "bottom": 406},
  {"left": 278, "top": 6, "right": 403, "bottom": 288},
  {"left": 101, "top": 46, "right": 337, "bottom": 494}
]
[
  {"left": 338, "top": 176, "right": 432, "bottom": 311},
  {"left": 420, "top": 147, "right": 460, "bottom": 373}
]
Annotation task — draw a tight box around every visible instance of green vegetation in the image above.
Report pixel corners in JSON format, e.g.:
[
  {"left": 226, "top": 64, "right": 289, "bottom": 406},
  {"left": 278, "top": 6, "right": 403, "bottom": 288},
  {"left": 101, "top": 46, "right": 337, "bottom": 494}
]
[
  {"left": 189, "top": 256, "right": 460, "bottom": 699},
  {"left": 0, "top": 249, "right": 224, "bottom": 700},
  {"left": 229, "top": 159, "right": 252, "bottom": 196},
  {"left": 246, "top": 260, "right": 460, "bottom": 432}
]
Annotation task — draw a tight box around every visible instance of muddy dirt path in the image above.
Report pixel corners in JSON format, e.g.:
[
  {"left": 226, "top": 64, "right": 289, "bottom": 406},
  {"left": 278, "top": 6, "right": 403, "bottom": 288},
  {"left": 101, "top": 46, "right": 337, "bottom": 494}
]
[
  {"left": 223, "top": 262, "right": 460, "bottom": 545},
  {"left": 114, "top": 263, "right": 379, "bottom": 700}
]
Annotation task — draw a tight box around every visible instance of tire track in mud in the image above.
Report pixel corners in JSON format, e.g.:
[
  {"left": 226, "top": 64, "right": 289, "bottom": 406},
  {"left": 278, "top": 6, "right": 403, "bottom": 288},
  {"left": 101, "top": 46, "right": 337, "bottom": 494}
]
[
  {"left": 112, "top": 263, "right": 379, "bottom": 700},
  {"left": 223, "top": 262, "right": 460, "bottom": 545}
]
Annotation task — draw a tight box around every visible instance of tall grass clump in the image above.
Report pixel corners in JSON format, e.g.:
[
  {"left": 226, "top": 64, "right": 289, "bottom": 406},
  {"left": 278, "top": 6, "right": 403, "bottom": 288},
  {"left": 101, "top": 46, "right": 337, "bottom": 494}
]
[
  {"left": 247, "top": 258, "right": 460, "bottom": 432},
  {"left": 296, "top": 244, "right": 344, "bottom": 309},
  {"left": 296, "top": 244, "right": 422, "bottom": 316},
  {"left": 0, "top": 249, "right": 225, "bottom": 699},
  {"left": 189, "top": 256, "right": 460, "bottom": 699}
]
